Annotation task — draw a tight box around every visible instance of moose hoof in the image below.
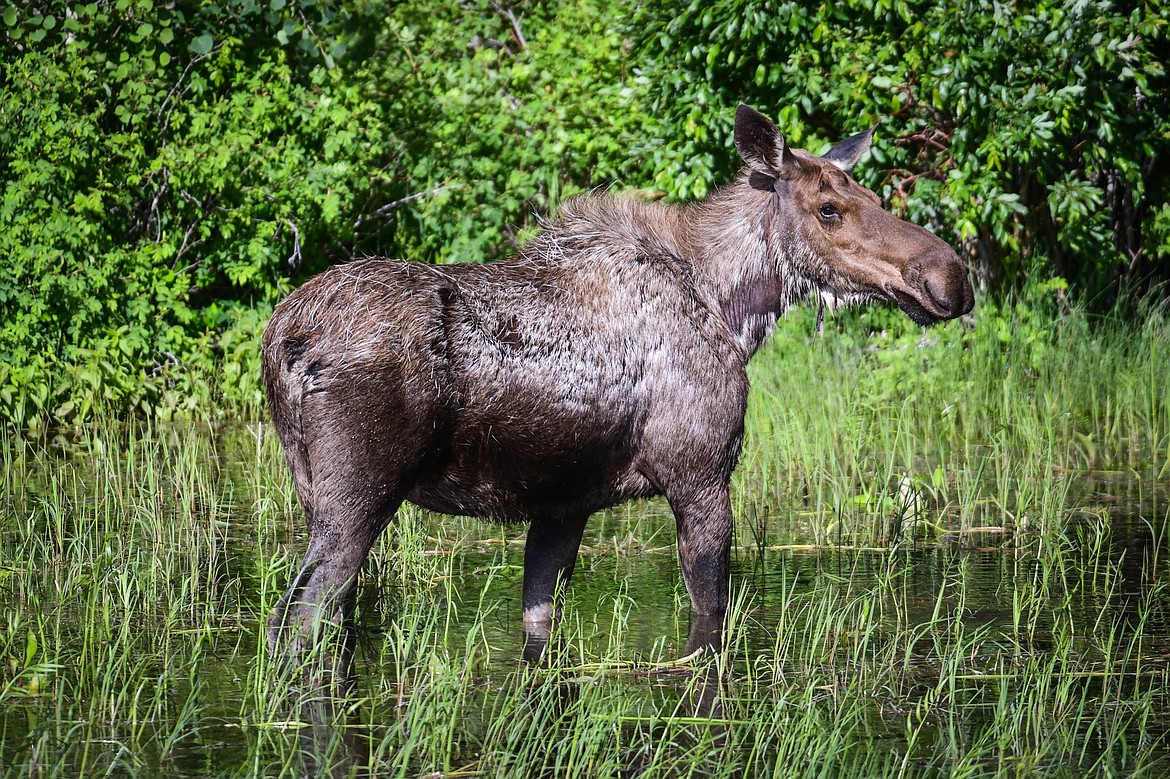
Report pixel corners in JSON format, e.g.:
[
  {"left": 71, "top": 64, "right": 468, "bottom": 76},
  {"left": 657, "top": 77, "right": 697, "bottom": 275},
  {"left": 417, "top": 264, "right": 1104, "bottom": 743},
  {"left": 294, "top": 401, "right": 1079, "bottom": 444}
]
[
  {"left": 268, "top": 602, "right": 355, "bottom": 693},
  {"left": 684, "top": 612, "right": 725, "bottom": 656}
]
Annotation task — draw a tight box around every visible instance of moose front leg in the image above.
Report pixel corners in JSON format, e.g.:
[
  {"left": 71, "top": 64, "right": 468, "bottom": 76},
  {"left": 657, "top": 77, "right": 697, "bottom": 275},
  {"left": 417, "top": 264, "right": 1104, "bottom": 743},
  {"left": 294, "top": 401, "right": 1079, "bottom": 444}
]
[
  {"left": 521, "top": 514, "right": 589, "bottom": 659},
  {"left": 671, "top": 487, "right": 733, "bottom": 632}
]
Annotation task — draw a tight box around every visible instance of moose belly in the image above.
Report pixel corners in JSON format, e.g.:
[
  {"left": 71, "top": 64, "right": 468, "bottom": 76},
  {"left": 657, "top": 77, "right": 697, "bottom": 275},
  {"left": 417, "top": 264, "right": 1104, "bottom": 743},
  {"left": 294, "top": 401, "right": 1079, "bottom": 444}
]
[{"left": 405, "top": 428, "right": 655, "bottom": 523}]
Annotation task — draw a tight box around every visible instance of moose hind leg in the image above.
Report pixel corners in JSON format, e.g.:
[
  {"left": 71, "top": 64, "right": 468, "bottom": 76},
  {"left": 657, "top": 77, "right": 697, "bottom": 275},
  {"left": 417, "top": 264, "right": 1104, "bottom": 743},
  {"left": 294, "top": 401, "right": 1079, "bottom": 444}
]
[
  {"left": 269, "top": 373, "right": 442, "bottom": 684},
  {"left": 522, "top": 514, "right": 588, "bottom": 656},
  {"left": 269, "top": 495, "right": 402, "bottom": 685}
]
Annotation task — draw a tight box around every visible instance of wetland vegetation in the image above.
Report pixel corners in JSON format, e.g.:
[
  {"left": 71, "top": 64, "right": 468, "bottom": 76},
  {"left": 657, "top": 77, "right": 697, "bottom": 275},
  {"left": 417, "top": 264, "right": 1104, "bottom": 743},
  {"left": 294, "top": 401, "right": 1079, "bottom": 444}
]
[
  {"left": 3, "top": 300, "right": 1169, "bottom": 777},
  {"left": 3, "top": 0, "right": 1168, "bottom": 776}
]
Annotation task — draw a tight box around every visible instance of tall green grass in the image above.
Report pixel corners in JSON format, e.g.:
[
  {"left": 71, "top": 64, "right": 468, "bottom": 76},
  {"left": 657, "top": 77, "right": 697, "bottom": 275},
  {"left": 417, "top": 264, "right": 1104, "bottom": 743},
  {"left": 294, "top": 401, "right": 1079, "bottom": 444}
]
[
  {"left": 1, "top": 297, "right": 1168, "bottom": 777},
  {"left": 740, "top": 297, "right": 1170, "bottom": 546}
]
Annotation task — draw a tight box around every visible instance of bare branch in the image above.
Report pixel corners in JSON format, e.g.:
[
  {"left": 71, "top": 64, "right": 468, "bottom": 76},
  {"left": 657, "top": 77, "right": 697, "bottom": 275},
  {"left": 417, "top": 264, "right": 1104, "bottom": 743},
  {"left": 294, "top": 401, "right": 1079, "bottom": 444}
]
[
  {"left": 157, "top": 50, "right": 216, "bottom": 144},
  {"left": 148, "top": 166, "right": 169, "bottom": 244},
  {"left": 173, "top": 223, "right": 203, "bottom": 269},
  {"left": 352, "top": 184, "right": 461, "bottom": 231},
  {"left": 490, "top": 1, "right": 526, "bottom": 51},
  {"left": 285, "top": 219, "right": 302, "bottom": 268}
]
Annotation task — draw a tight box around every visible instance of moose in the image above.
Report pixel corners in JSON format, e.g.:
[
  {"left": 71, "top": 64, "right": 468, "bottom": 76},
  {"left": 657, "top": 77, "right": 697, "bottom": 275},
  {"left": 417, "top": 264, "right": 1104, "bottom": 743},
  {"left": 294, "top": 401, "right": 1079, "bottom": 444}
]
[{"left": 262, "top": 105, "right": 974, "bottom": 677}]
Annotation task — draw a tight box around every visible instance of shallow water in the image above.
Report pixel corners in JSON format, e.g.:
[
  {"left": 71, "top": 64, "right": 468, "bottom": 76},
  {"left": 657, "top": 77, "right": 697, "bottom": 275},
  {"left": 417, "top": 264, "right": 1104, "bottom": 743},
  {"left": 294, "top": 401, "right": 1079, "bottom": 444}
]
[{"left": 2, "top": 423, "right": 1169, "bottom": 777}]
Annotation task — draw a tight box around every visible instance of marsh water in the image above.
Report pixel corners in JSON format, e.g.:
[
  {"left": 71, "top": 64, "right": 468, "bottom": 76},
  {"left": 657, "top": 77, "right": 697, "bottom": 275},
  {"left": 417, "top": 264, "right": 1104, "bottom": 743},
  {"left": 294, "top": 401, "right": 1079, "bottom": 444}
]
[{"left": 2, "top": 422, "right": 1169, "bottom": 777}]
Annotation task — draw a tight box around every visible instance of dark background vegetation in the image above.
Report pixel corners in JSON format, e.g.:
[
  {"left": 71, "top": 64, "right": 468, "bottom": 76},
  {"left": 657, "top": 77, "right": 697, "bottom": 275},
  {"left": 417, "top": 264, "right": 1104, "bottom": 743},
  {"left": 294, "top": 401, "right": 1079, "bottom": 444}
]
[{"left": 1, "top": 0, "right": 1166, "bottom": 429}]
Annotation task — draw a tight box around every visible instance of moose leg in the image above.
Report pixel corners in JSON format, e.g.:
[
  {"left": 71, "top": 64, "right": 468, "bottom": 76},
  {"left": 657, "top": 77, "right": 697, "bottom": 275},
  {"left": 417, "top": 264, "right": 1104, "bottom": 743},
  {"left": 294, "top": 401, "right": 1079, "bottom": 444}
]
[
  {"left": 269, "top": 502, "right": 397, "bottom": 669},
  {"left": 268, "top": 376, "right": 440, "bottom": 687},
  {"left": 521, "top": 514, "right": 588, "bottom": 659},
  {"left": 671, "top": 487, "right": 733, "bottom": 635}
]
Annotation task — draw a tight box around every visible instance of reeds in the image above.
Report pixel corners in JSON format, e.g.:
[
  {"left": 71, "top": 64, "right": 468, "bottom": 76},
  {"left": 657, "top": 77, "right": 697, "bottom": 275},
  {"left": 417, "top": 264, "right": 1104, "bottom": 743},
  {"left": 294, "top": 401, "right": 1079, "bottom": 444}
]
[{"left": 1, "top": 300, "right": 1168, "bottom": 777}]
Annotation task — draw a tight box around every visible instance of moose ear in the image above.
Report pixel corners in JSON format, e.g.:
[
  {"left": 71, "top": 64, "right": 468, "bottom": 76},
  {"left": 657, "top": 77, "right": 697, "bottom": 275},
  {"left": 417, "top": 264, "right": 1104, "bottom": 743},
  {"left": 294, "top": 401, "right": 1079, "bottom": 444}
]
[
  {"left": 734, "top": 104, "right": 792, "bottom": 178},
  {"left": 821, "top": 126, "right": 876, "bottom": 171}
]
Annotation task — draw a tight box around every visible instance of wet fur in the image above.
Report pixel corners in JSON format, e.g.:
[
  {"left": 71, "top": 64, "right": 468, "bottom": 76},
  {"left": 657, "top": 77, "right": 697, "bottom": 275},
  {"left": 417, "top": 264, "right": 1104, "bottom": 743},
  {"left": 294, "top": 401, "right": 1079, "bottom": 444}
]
[{"left": 262, "top": 106, "right": 974, "bottom": 671}]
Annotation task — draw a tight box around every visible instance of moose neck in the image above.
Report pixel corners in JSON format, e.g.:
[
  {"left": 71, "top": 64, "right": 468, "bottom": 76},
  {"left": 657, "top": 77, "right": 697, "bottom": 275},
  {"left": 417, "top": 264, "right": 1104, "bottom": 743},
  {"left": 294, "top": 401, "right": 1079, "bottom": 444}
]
[{"left": 682, "top": 174, "right": 811, "bottom": 358}]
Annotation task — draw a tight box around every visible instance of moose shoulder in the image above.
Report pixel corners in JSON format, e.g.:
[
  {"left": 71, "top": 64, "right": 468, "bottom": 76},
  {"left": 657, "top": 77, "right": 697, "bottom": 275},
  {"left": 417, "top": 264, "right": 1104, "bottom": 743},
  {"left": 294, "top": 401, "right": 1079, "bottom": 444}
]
[{"left": 262, "top": 104, "right": 974, "bottom": 675}]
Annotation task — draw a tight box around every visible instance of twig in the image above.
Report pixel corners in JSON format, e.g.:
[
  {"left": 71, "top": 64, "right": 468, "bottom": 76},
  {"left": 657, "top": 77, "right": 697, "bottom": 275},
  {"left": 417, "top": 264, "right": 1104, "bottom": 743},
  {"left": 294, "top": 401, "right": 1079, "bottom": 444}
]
[
  {"left": 284, "top": 219, "right": 302, "bottom": 268},
  {"left": 173, "top": 223, "right": 202, "bottom": 269},
  {"left": 157, "top": 51, "right": 214, "bottom": 143},
  {"left": 352, "top": 184, "right": 461, "bottom": 231},
  {"left": 490, "top": 1, "right": 526, "bottom": 51}
]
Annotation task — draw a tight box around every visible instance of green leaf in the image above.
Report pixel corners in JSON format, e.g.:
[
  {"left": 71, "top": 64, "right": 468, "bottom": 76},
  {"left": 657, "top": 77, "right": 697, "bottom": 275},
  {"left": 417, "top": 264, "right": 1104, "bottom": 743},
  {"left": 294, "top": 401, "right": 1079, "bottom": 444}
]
[
  {"left": 2, "top": 6, "right": 16, "bottom": 26},
  {"left": 189, "top": 32, "right": 213, "bottom": 55},
  {"left": 931, "top": 466, "right": 946, "bottom": 491},
  {"left": 25, "top": 630, "right": 37, "bottom": 668}
]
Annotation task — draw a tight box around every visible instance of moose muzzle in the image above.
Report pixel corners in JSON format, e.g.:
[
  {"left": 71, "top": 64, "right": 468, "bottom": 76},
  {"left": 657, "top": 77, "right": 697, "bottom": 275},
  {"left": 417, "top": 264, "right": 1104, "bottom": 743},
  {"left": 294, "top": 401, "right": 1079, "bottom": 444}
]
[{"left": 888, "top": 251, "right": 975, "bottom": 326}]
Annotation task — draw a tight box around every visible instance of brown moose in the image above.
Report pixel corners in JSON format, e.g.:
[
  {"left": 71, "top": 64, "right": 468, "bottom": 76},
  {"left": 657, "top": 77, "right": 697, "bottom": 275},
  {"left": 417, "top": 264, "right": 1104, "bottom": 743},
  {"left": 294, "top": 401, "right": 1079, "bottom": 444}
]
[{"left": 262, "top": 104, "right": 974, "bottom": 678}]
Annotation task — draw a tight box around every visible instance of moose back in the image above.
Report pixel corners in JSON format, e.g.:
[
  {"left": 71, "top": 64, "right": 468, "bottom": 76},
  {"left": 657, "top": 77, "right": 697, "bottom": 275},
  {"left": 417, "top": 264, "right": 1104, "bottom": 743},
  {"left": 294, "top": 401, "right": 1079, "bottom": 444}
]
[{"left": 262, "top": 104, "right": 974, "bottom": 671}]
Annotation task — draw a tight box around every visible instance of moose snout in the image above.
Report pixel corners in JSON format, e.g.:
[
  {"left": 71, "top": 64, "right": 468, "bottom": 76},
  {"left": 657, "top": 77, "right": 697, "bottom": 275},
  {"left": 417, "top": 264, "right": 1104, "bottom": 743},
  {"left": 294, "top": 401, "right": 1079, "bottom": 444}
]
[{"left": 903, "top": 253, "right": 975, "bottom": 322}]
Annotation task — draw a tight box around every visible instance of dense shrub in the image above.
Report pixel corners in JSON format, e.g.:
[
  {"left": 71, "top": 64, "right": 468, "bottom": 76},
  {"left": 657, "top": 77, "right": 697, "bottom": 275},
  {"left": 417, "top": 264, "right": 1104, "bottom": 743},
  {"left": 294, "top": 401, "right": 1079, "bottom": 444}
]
[
  {"left": 0, "top": 1, "right": 388, "bottom": 425},
  {"left": 0, "top": 0, "right": 649, "bottom": 429},
  {"left": 638, "top": 0, "right": 1168, "bottom": 295},
  {"left": 1, "top": 0, "right": 1167, "bottom": 429}
]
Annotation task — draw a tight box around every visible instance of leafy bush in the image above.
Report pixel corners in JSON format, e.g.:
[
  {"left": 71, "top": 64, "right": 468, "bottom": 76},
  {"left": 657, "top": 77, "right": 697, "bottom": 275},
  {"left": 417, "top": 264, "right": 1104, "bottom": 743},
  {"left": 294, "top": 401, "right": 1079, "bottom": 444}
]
[
  {"left": 1, "top": 0, "right": 1166, "bottom": 429},
  {"left": 0, "top": 1, "right": 389, "bottom": 428},
  {"left": 0, "top": 0, "right": 651, "bottom": 429},
  {"left": 352, "top": 0, "right": 652, "bottom": 263},
  {"left": 638, "top": 0, "right": 1168, "bottom": 296}
]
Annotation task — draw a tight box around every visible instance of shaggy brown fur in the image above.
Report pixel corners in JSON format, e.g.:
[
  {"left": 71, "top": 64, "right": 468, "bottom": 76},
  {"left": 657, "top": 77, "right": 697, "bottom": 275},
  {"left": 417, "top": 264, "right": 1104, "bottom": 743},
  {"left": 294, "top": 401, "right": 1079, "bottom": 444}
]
[{"left": 262, "top": 105, "right": 973, "bottom": 676}]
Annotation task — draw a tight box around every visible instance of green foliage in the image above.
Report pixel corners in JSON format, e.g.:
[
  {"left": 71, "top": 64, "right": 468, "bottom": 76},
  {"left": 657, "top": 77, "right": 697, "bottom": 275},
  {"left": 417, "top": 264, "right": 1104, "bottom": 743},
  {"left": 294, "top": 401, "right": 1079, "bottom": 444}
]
[
  {"left": 1, "top": 0, "right": 1168, "bottom": 427},
  {"left": 0, "top": 0, "right": 650, "bottom": 429},
  {"left": 639, "top": 0, "right": 1168, "bottom": 294},
  {"left": 354, "top": 0, "right": 652, "bottom": 263},
  {"left": 0, "top": 1, "right": 389, "bottom": 429}
]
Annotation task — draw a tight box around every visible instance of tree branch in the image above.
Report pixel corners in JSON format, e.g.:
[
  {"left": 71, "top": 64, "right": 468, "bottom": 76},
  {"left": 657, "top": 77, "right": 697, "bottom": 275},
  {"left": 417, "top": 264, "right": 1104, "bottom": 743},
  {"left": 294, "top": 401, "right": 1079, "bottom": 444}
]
[
  {"left": 352, "top": 184, "right": 461, "bottom": 231},
  {"left": 490, "top": 1, "right": 527, "bottom": 52}
]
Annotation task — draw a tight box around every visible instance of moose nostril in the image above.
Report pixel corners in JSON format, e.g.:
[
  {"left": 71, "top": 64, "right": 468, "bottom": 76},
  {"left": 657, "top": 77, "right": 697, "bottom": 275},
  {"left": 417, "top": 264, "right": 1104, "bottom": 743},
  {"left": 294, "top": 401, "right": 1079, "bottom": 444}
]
[
  {"left": 924, "top": 277, "right": 954, "bottom": 316},
  {"left": 904, "top": 254, "right": 975, "bottom": 320}
]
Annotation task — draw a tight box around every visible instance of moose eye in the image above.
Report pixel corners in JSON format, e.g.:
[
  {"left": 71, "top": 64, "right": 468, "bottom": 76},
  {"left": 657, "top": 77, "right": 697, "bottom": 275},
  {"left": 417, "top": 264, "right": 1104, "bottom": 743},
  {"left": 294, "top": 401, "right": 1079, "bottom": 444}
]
[{"left": 819, "top": 203, "right": 840, "bottom": 220}]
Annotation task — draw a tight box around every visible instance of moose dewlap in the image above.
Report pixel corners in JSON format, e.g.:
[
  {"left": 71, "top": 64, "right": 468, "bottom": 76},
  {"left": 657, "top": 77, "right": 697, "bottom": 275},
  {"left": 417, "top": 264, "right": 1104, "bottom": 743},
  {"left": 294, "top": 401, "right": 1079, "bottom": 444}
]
[{"left": 262, "top": 104, "right": 974, "bottom": 672}]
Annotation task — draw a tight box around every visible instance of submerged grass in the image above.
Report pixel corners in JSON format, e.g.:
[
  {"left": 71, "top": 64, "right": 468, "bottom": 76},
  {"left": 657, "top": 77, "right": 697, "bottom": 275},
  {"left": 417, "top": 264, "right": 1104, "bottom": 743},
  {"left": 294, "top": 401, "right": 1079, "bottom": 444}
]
[{"left": 1, "top": 299, "right": 1169, "bottom": 777}]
